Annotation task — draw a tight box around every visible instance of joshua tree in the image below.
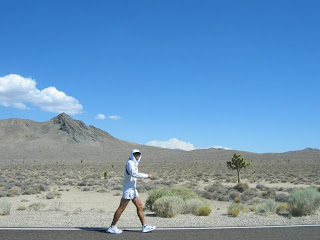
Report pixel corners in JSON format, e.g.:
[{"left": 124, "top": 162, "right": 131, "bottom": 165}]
[{"left": 227, "top": 154, "right": 251, "bottom": 183}]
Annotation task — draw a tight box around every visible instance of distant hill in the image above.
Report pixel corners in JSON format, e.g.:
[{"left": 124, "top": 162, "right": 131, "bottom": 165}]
[{"left": 0, "top": 113, "right": 319, "bottom": 164}]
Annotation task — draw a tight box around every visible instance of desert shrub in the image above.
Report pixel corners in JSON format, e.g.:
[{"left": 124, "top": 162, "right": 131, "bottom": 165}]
[
  {"left": 252, "top": 197, "right": 262, "bottom": 204},
  {"left": 197, "top": 205, "right": 212, "bottom": 216},
  {"left": 28, "top": 202, "right": 46, "bottom": 211},
  {"left": 234, "top": 183, "right": 249, "bottom": 193},
  {"left": 234, "top": 197, "right": 241, "bottom": 203},
  {"left": 154, "top": 196, "right": 185, "bottom": 218},
  {"left": 184, "top": 198, "right": 210, "bottom": 216},
  {"left": 185, "top": 199, "right": 204, "bottom": 214},
  {"left": 262, "top": 190, "right": 276, "bottom": 199},
  {"left": 217, "top": 194, "right": 230, "bottom": 202},
  {"left": 228, "top": 203, "right": 248, "bottom": 217},
  {"left": 250, "top": 205, "right": 257, "bottom": 212},
  {"left": 146, "top": 187, "right": 200, "bottom": 210},
  {"left": 22, "top": 185, "right": 43, "bottom": 195},
  {"left": 78, "top": 182, "right": 87, "bottom": 186},
  {"left": 146, "top": 188, "right": 175, "bottom": 210},
  {"left": 0, "top": 199, "right": 12, "bottom": 215},
  {"left": 39, "top": 184, "right": 47, "bottom": 191},
  {"left": 277, "top": 187, "right": 286, "bottom": 192},
  {"left": 241, "top": 188, "right": 259, "bottom": 202},
  {"left": 9, "top": 186, "right": 22, "bottom": 196},
  {"left": 287, "top": 187, "right": 320, "bottom": 216},
  {"left": 275, "top": 193, "right": 288, "bottom": 202},
  {"left": 171, "top": 186, "right": 199, "bottom": 201},
  {"left": 229, "top": 191, "right": 240, "bottom": 200},
  {"left": 201, "top": 191, "right": 216, "bottom": 200},
  {"left": 257, "top": 199, "right": 278, "bottom": 215},
  {"left": 256, "top": 184, "right": 266, "bottom": 190},
  {"left": 17, "top": 204, "right": 27, "bottom": 211},
  {"left": 206, "top": 182, "right": 223, "bottom": 192},
  {"left": 143, "top": 183, "right": 155, "bottom": 191},
  {"left": 277, "top": 203, "right": 289, "bottom": 213},
  {"left": 112, "top": 186, "right": 122, "bottom": 191},
  {"left": 46, "top": 192, "right": 55, "bottom": 199}
]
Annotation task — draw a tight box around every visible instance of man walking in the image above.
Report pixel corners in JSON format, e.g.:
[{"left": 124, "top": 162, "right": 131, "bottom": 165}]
[{"left": 107, "top": 149, "right": 156, "bottom": 234}]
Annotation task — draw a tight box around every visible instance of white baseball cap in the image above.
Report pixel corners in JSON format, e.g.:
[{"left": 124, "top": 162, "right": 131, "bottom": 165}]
[{"left": 132, "top": 149, "right": 141, "bottom": 154}]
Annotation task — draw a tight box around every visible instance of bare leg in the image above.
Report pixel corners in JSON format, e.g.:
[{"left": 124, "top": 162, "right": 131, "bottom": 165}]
[
  {"left": 132, "top": 196, "right": 145, "bottom": 226},
  {"left": 111, "top": 198, "right": 130, "bottom": 226}
]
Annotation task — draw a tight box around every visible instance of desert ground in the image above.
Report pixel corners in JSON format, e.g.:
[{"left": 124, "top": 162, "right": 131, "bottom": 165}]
[{"left": 1, "top": 161, "right": 320, "bottom": 228}]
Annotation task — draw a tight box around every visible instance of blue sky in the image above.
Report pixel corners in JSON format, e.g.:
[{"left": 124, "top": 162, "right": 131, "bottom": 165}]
[{"left": 0, "top": 0, "right": 319, "bottom": 153}]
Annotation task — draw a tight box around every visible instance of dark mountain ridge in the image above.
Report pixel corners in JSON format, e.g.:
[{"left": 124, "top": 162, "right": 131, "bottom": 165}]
[{"left": 0, "top": 113, "right": 319, "bottom": 164}]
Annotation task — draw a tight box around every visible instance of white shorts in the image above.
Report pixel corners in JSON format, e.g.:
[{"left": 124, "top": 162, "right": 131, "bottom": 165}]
[{"left": 122, "top": 188, "right": 139, "bottom": 200}]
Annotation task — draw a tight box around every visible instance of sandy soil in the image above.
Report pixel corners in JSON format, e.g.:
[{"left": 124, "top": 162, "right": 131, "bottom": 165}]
[{"left": 0, "top": 185, "right": 320, "bottom": 229}]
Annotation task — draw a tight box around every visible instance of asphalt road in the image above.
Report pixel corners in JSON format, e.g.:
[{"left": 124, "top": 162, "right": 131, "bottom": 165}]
[{"left": 1, "top": 225, "right": 320, "bottom": 240}]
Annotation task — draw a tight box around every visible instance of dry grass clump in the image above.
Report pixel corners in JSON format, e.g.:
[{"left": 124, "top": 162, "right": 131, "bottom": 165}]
[
  {"left": 17, "top": 204, "right": 27, "bottom": 211},
  {"left": 197, "top": 205, "right": 212, "bottom": 216},
  {"left": 228, "top": 203, "right": 248, "bottom": 217},
  {"left": 0, "top": 199, "right": 12, "bottom": 215},
  {"left": 234, "top": 197, "right": 241, "bottom": 203},
  {"left": 233, "top": 182, "right": 249, "bottom": 193},
  {"left": 28, "top": 202, "right": 46, "bottom": 211},
  {"left": 277, "top": 202, "right": 289, "bottom": 213}
]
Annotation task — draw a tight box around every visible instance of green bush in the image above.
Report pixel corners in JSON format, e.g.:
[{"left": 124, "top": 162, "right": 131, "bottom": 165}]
[
  {"left": 287, "top": 188, "right": 320, "bottom": 216},
  {"left": 257, "top": 199, "right": 278, "bottom": 215},
  {"left": 146, "top": 188, "right": 175, "bottom": 210},
  {"left": 171, "top": 186, "right": 199, "bottom": 201},
  {"left": 185, "top": 199, "right": 206, "bottom": 215},
  {"left": 154, "top": 196, "right": 185, "bottom": 218},
  {"left": 146, "top": 187, "right": 200, "bottom": 210},
  {"left": 0, "top": 199, "right": 12, "bottom": 215}
]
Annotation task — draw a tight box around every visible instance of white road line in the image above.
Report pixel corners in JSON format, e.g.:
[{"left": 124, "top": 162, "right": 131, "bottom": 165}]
[{"left": 0, "top": 224, "right": 320, "bottom": 231}]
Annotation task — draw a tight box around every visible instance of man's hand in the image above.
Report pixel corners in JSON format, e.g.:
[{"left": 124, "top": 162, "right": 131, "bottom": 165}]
[{"left": 148, "top": 174, "right": 152, "bottom": 178}]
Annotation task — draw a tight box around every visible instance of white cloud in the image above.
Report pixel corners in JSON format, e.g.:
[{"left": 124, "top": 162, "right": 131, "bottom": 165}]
[
  {"left": 0, "top": 74, "right": 83, "bottom": 115},
  {"left": 210, "top": 146, "right": 232, "bottom": 150},
  {"left": 146, "top": 138, "right": 196, "bottom": 151},
  {"left": 109, "top": 115, "right": 121, "bottom": 120},
  {"left": 95, "top": 114, "right": 106, "bottom": 120}
]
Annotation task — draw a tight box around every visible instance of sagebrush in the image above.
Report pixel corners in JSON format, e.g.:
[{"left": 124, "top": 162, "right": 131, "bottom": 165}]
[{"left": 287, "top": 188, "right": 320, "bottom": 216}]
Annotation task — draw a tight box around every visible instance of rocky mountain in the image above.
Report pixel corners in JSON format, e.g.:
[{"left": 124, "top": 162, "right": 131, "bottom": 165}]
[{"left": 0, "top": 113, "right": 319, "bottom": 164}]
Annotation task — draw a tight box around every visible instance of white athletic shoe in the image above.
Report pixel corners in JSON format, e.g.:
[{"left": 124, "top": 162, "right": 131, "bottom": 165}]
[
  {"left": 107, "top": 225, "right": 123, "bottom": 234},
  {"left": 142, "top": 225, "right": 156, "bottom": 233}
]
